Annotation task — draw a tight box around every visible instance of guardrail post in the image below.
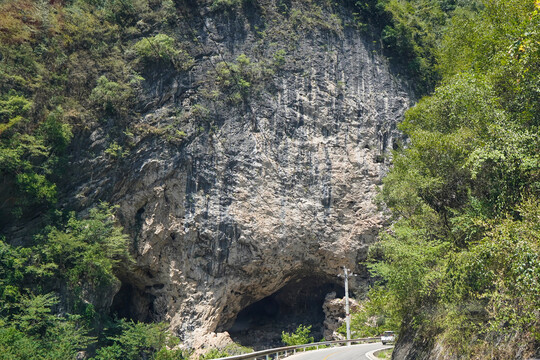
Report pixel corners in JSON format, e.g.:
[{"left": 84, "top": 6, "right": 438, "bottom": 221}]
[
  {"left": 285, "top": 351, "right": 287, "bottom": 357},
  {"left": 266, "top": 355, "right": 269, "bottom": 360}
]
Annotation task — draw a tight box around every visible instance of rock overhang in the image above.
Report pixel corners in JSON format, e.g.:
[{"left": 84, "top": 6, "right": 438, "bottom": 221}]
[{"left": 62, "top": 0, "right": 412, "bottom": 349}]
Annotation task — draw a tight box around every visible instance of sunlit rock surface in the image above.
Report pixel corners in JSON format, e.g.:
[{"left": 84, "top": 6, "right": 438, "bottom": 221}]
[{"left": 63, "top": 1, "right": 412, "bottom": 348}]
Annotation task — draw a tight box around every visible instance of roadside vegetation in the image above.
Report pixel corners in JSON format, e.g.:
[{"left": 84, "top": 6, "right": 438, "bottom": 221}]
[
  {"left": 199, "top": 343, "right": 253, "bottom": 360},
  {"left": 364, "top": 0, "right": 540, "bottom": 357},
  {"left": 281, "top": 324, "right": 315, "bottom": 346},
  {"left": 374, "top": 348, "right": 393, "bottom": 359},
  {"left": 337, "top": 287, "right": 399, "bottom": 339}
]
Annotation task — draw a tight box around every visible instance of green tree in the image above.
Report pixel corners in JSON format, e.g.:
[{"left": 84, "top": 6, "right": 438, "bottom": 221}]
[
  {"left": 0, "top": 204, "right": 136, "bottom": 358},
  {"left": 38, "top": 204, "right": 131, "bottom": 296},
  {"left": 0, "top": 294, "right": 93, "bottom": 360},
  {"left": 281, "top": 324, "right": 314, "bottom": 346},
  {"left": 92, "top": 320, "right": 185, "bottom": 360},
  {"left": 371, "top": 0, "right": 540, "bottom": 356}
]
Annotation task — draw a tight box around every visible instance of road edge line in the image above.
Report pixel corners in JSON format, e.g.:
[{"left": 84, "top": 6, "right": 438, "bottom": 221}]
[{"left": 366, "top": 346, "right": 393, "bottom": 360}]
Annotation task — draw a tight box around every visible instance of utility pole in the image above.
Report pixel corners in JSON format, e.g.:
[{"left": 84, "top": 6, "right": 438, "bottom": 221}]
[{"left": 342, "top": 266, "right": 352, "bottom": 346}]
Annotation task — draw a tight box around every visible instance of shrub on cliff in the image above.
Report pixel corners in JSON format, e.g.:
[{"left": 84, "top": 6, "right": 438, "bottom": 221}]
[{"left": 132, "top": 34, "right": 194, "bottom": 71}]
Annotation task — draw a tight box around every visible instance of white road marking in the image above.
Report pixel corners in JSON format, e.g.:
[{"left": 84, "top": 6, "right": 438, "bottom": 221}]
[{"left": 365, "top": 346, "right": 393, "bottom": 360}]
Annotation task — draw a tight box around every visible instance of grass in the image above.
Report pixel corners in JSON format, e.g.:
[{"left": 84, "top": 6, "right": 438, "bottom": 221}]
[{"left": 374, "top": 348, "right": 393, "bottom": 359}]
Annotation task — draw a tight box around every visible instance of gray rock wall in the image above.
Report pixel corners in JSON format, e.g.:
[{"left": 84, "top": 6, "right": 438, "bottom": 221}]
[{"left": 64, "top": 1, "right": 412, "bottom": 347}]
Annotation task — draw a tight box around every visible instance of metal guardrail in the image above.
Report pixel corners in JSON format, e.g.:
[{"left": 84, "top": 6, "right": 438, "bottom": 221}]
[{"left": 214, "top": 337, "right": 380, "bottom": 360}]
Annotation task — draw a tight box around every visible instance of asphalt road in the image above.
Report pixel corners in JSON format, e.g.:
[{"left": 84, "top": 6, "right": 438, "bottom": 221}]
[{"left": 283, "top": 343, "right": 393, "bottom": 360}]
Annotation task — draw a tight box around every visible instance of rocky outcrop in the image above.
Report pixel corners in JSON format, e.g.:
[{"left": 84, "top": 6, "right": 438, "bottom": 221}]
[
  {"left": 393, "top": 325, "right": 540, "bottom": 360},
  {"left": 62, "top": 0, "right": 412, "bottom": 348},
  {"left": 323, "top": 292, "right": 360, "bottom": 340}
]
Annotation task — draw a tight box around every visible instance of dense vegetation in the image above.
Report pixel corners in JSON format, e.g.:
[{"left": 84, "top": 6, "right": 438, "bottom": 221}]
[
  {"left": 0, "top": 0, "right": 196, "bottom": 357},
  {"left": 0, "top": 204, "right": 188, "bottom": 359},
  {"left": 1, "top": 0, "right": 538, "bottom": 358},
  {"left": 361, "top": 0, "right": 540, "bottom": 358}
]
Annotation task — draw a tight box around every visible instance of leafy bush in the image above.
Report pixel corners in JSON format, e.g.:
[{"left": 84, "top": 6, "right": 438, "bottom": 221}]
[
  {"left": 199, "top": 348, "right": 229, "bottom": 360},
  {"left": 0, "top": 92, "right": 31, "bottom": 135},
  {"left": 133, "top": 34, "right": 194, "bottom": 71},
  {"left": 92, "top": 320, "right": 185, "bottom": 360},
  {"left": 281, "top": 324, "right": 314, "bottom": 346},
  {"left": 39, "top": 203, "right": 131, "bottom": 291},
  {"left": 104, "top": 141, "right": 128, "bottom": 158},
  {"left": 40, "top": 107, "right": 73, "bottom": 153},
  {"left": 222, "top": 343, "right": 253, "bottom": 356},
  {"left": 199, "top": 343, "right": 253, "bottom": 360},
  {"left": 209, "top": 53, "right": 274, "bottom": 103},
  {"left": 90, "top": 76, "right": 134, "bottom": 116}
]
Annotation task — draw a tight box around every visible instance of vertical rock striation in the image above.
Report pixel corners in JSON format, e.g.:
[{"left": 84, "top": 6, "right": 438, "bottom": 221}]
[{"left": 63, "top": 1, "right": 412, "bottom": 348}]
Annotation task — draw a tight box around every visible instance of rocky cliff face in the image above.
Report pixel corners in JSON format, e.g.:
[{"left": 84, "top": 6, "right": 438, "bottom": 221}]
[{"left": 61, "top": 0, "right": 411, "bottom": 349}]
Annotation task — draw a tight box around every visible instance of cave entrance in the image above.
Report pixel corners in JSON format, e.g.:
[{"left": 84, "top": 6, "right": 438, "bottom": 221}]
[
  {"left": 227, "top": 275, "right": 345, "bottom": 349},
  {"left": 110, "top": 282, "right": 157, "bottom": 323}
]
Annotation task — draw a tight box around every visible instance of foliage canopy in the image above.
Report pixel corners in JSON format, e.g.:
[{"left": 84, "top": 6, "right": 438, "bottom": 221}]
[{"left": 370, "top": 0, "right": 540, "bottom": 357}]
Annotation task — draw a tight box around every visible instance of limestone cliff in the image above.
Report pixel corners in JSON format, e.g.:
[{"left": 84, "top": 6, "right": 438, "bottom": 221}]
[{"left": 60, "top": 0, "right": 412, "bottom": 348}]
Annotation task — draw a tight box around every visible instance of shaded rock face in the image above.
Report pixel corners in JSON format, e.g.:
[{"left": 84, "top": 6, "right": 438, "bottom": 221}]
[
  {"left": 227, "top": 276, "right": 345, "bottom": 349},
  {"left": 392, "top": 325, "right": 454, "bottom": 360},
  {"left": 64, "top": 1, "right": 411, "bottom": 348}
]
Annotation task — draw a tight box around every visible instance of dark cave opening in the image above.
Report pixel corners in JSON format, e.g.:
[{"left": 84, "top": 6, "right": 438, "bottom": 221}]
[
  {"left": 110, "top": 282, "right": 156, "bottom": 322},
  {"left": 226, "top": 276, "right": 345, "bottom": 349}
]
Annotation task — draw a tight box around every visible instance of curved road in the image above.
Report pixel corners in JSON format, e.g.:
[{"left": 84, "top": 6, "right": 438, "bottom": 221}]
[{"left": 283, "top": 343, "right": 392, "bottom": 360}]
